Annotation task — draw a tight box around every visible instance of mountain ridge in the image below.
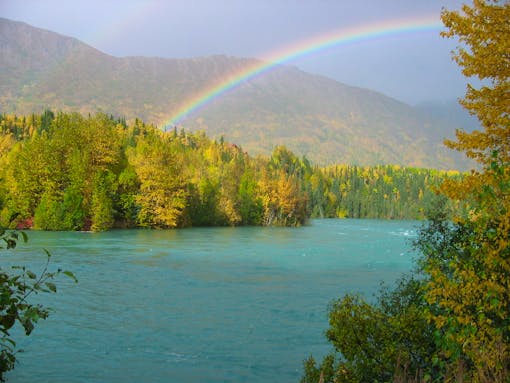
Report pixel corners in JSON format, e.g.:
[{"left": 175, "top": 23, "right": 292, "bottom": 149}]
[{"left": 0, "top": 17, "right": 472, "bottom": 169}]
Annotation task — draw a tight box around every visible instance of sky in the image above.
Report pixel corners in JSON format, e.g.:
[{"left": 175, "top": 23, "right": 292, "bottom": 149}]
[{"left": 0, "top": 0, "right": 469, "bottom": 105}]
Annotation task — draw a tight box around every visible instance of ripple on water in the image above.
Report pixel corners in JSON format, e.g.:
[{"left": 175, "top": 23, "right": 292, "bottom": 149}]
[{"left": 8, "top": 220, "right": 418, "bottom": 383}]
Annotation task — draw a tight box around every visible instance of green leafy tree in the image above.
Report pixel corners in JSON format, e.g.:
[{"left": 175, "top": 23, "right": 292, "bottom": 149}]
[
  {"left": 60, "top": 187, "right": 85, "bottom": 231},
  {"left": 115, "top": 165, "right": 140, "bottom": 227},
  {"left": 90, "top": 171, "right": 116, "bottom": 232},
  {"left": 33, "top": 192, "right": 62, "bottom": 231},
  {"left": 238, "top": 172, "right": 263, "bottom": 225},
  {"left": 188, "top": 177, "right": 221, "bottom": 226},
  {"left": 300, "top": 277, "right": 439, "bottom": 383}
]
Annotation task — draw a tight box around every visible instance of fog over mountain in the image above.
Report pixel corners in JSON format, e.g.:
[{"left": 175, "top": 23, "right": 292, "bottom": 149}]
[{"left": 0, "top": 18, "right": 474, "bottom": 169}]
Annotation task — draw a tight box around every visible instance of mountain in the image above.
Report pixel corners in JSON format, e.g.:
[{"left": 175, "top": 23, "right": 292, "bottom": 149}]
[
  {"left": 415, "top": 100, "right": 480, "bottom": 134},
  {"left": 0, "top": 17, "right": 473, "bottom": 169}
]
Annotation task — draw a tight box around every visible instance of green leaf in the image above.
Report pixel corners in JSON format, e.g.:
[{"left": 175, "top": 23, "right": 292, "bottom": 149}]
[
  {"left": 26, "top": 271, "right": 37, "bottom": 279},
  {"left": 22, "top": 319, "right": 34, "bottom": 335},
  {"left": 490, "top": 298, "right": 500, "bottom": 308},
  {"left": 62, "top": 270, "right": 78, "bottom": 283},
  {"left": 6, "top": 239, "right": 16, "bottom": 249},
  {"left": 45, "top": 282, "right": 57, "bottom": 293},
  {"left": 8, "top": 212, "right": 20, "bottom": 224}
]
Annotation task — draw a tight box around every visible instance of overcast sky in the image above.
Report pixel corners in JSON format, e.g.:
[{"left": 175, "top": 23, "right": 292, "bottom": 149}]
[{"left": 1, "top": 0, "right": 469, "bottom": 105}]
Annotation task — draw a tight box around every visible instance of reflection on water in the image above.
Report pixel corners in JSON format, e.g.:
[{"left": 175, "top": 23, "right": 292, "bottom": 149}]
[{"left": 8, "top": 219, "right": 419, "bottom": 383}]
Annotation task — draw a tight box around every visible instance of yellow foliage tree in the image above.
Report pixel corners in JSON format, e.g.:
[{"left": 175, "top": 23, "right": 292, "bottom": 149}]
[
  {"left": 129, "top": 132, "right": 187, "bottom": 228},
  {"left": 422, "top": 1, "right": 510, "bottom": 380},
  {"left": 442, "top": 0, "right": 510, "bottom": 167}
]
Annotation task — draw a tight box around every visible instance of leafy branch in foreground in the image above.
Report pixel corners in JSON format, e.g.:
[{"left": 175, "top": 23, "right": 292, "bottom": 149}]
[{"left": 0, "top": 228, "right": 77, "bottom": 380}]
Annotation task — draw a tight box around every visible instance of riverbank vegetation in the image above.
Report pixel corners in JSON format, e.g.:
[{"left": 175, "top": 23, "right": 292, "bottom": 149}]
[
  {"left": 0, "top": 111, "right": 455, "bottom": 231},
  {"left": 301, "top": 1, "right": 509, "bottom": 381},
  {"left": 0, "top": 228, "right": 77, "bottom": 380}
]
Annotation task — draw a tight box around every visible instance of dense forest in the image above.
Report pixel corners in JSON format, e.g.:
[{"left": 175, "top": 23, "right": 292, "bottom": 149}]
[{"left": 0, "top": 111, "right": 457, "bottom": 231}]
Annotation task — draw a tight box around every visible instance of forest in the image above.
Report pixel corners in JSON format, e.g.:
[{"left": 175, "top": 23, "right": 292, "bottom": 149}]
[{"left": 0, "top": 111, "right": 456, "bottom": 231}]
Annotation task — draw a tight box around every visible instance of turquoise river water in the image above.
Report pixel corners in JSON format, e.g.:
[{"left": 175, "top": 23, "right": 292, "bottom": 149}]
[{"left": 6, "top": 219, "right": 421, "bottom": 382}]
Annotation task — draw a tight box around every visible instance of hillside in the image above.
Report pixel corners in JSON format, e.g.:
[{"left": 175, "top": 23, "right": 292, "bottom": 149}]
[{"left": 0, "top": 17, "right": 472, "bottom": 169}]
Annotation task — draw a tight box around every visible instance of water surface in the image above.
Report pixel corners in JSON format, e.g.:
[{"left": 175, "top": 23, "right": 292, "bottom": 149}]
[{"left": 7, "top": 219, "right": 419, "bottom": 382}]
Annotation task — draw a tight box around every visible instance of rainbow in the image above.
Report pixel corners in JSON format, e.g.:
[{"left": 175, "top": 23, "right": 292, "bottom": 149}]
[{"left": 163, "top": 15, "right": 442, "bottom": 128}]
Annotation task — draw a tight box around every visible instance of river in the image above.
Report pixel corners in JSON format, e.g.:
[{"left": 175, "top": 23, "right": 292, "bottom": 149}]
[{"left": 6, "top": 219, "right": 421, "bottom": 382}]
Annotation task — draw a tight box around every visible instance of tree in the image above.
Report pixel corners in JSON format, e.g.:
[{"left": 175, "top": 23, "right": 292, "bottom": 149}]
[
  {"left": 421, "top": 0, "right": 510, "bottom": 380},
  {"left": 441, "top": 0, "right": 510, "bottom": 167},
  {"left": 90, "top": 171, "right": 116, "bottom": 232},
  {"left": 129, "top": 132, "right": 188, "bottom": 228},
  {"left": 300, "top": 277, "right": 439, "bottom": 383},
  {"left": 32, "top": 191, "right": 61, "bottom": 230},
  {"left": 238, "top": 172, "right": 262, "bottom": 225},
  {"left": 301, "top": 2, "right": 509, "bottom": 381},
  {"left": 0, "top": 229, "right": 77, "bottom": 380}
]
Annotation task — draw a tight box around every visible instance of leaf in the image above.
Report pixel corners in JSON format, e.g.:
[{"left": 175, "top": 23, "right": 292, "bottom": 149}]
[
  {"left": 22, "top": 319, "right": 34, "bottom": 335},
  {"left": 6, "top": 239, "right": 16, "bottom": 249},
  {"left": 26, "top": 270, "right": 37, "bottom": 279},
  {"left": 45, "top": 282, "right": 57, "bottom": 293},
  {"left": 62, "top": 270, "right": 78, "bottom": 283},
  {"left": 8, "top": 212, "right": 20, "bottom": 224}
]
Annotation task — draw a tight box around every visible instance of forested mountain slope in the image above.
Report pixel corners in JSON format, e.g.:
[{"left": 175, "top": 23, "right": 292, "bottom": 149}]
[{"left": 0, "top": 18, "right": 471, "bottom": 169}]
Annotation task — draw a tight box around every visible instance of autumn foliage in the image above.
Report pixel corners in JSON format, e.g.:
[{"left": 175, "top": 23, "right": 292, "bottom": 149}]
[
  {"left": 0, "top": 111, "right": 452, "bottom": 231},
  {"left": 301, "top": 1, "right": 510, "bottom": 382},
  {"left": 422, "top": 0, "right": 510, "bottom": 380}
]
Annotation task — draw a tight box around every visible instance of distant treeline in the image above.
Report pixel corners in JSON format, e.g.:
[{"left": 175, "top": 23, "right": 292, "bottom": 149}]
[{"left": 0, "top": 111, "right": 459, "bottom": 231}]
